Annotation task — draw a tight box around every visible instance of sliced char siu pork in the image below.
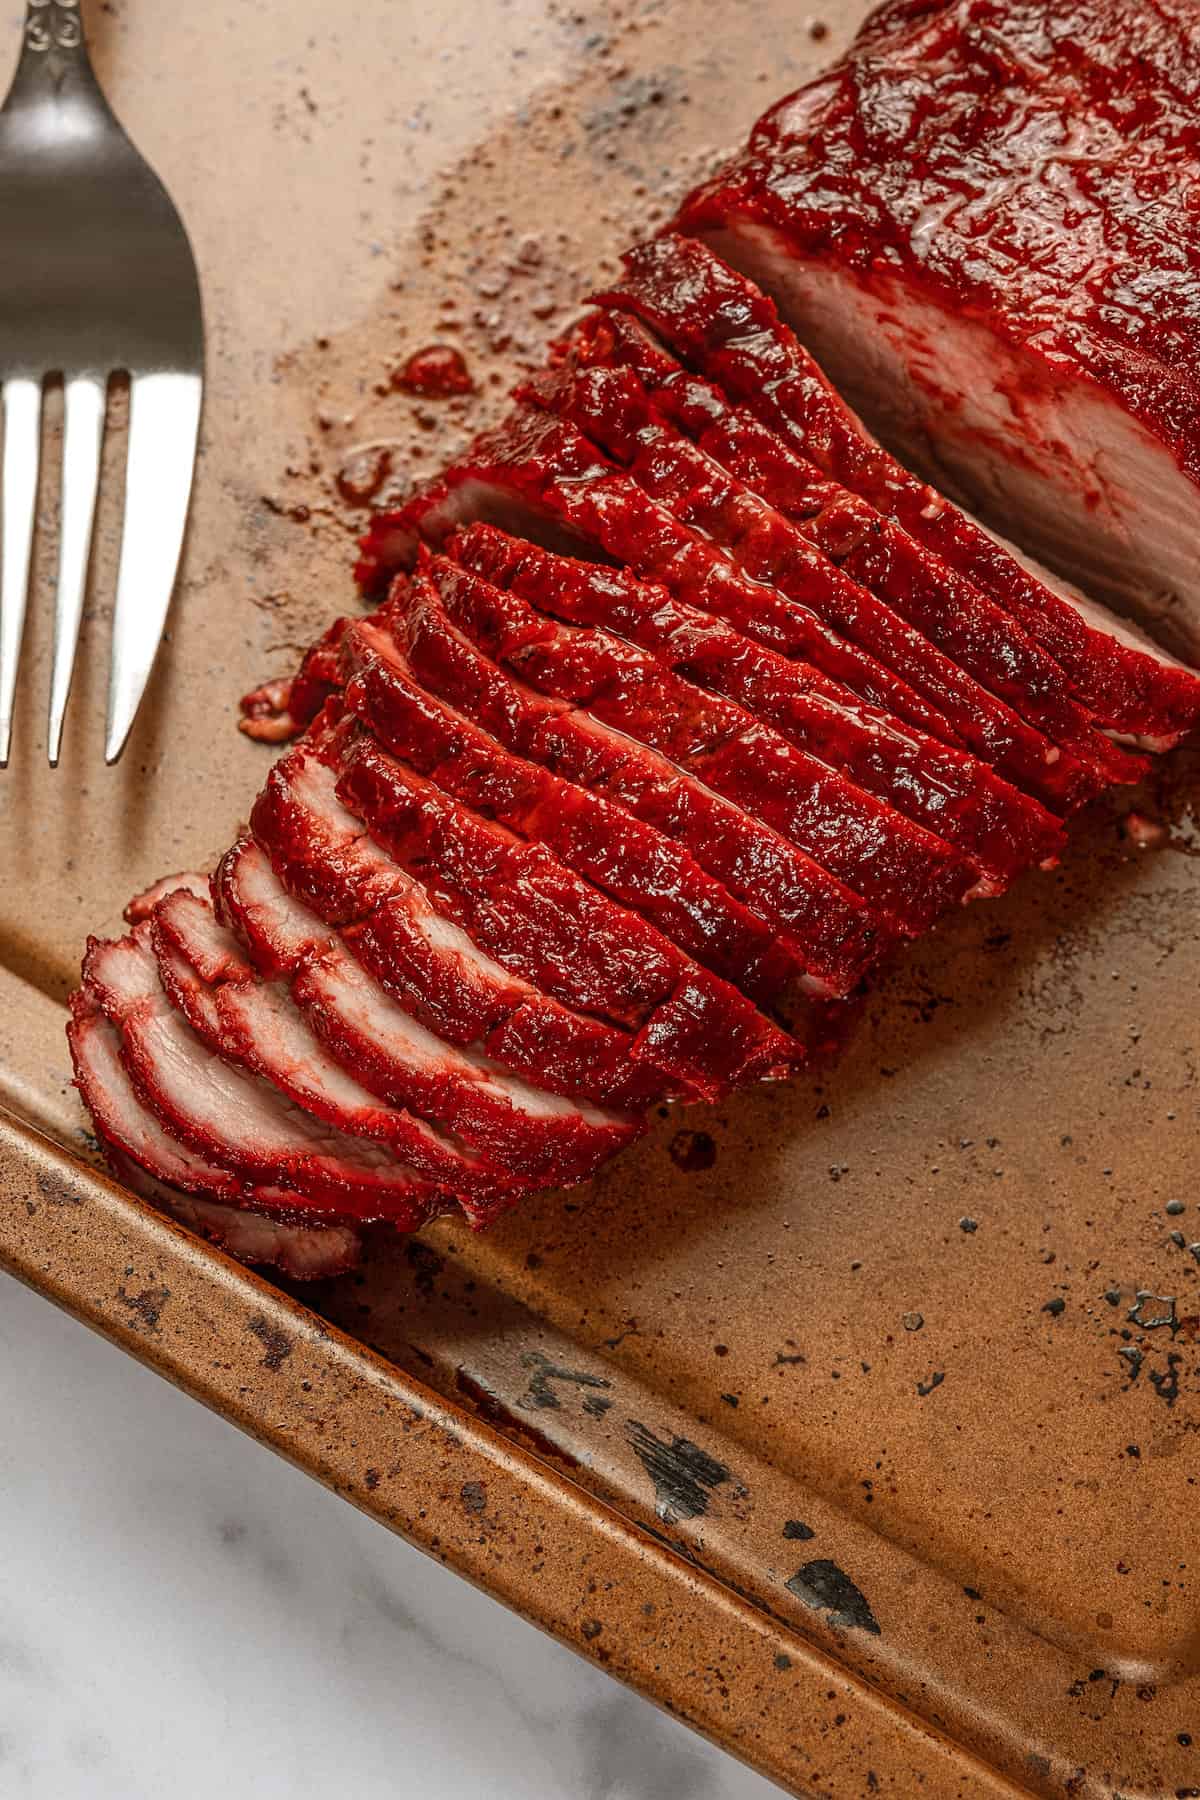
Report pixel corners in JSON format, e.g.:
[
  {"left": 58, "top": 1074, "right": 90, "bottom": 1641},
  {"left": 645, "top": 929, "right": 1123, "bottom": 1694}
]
[
  {"left": 447, "top": 526, "right": 1067, "bottom": 888},
  {"left": 359, "top": 407, "right": 959, "bottom": 749},
  {"left": 213, "top": 836, "right": 638, "bottom": 1191},
  {"left": 150, "top": 887, "right": 526, "bottom": 1219},
  {"left": 378, "top": 572, "right": 888, "bottom": 1000},
  {"left": 674, "top": 0, "right": 1200, "bottom": 665},
  {"left": 69, "top": 4, "right": 1200, "bottom": 1273},
  {"left": 526, "top": 356, "right": 1142, "bottom": 800},
  {"left": 247, "top": 731, "right": 680, "bottom": 1110},
  {"left": 331, "top": 725, "right": 805, "bottom": 1093},
  {"left": 336, "top": 610, "right": 829, "bottom": 1023},
  {"left": 599, "top": 234, "right": 1200, "bottom": 747},
  {"left": 361, "top": 407, "right": 1138, "bottom": 825},
  {"left": 546, "top": 316, "right": 1149, "bottom": 792},
  {"left": 82, "top": 925, "right": 446, "bottom": 1225},
  {"left": 417, "top": 551, "right": 977, "bottom": 932},
  {"left": 115, "top": 1155, "right": 364, "bottom": 1279},
  {"left": 69, "top": 997, "right": 362, "bottom": 1278}
]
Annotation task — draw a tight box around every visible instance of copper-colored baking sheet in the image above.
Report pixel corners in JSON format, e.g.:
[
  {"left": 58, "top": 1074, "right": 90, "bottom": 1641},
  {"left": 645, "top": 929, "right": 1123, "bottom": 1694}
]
[{"left": 2, "top": 3, "right": 1199, "bottom": 1794}]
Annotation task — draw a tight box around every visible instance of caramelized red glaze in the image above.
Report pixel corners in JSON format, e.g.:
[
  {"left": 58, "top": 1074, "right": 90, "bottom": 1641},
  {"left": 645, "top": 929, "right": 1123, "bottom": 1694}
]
[{"left": 679, "top": 0, "right": 1200, "bottom": 487}]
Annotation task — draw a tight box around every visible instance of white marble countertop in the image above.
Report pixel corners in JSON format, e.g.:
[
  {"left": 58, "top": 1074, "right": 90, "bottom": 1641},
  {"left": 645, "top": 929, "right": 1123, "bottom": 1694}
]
[{"left": 0, "top": 1271, "right": 784, "bottom": 1799}]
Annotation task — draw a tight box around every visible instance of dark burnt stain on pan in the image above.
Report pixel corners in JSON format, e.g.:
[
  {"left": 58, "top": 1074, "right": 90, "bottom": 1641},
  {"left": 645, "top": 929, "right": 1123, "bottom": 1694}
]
[
  {"left": 518, "top": 1349, "right": 613, "bottom": 1412},
  {"left": 625, "top": 1420, "right": 731, "bottom": 1523},
  {"left": 115, "top": 1283, "right": 170, "bottom": 1334},
  {"left": 786, "top": 1559, "right": 882, "bottom": 1637},
  {"left": 460, "top": 1479, "right": 487, "bottom": 1515},
  {"left": 247, "top": 1312, "right": 293, "bottom": 1371},
  {"left": 453, "top": 1367, "right": 583, "bottom": 1472}
]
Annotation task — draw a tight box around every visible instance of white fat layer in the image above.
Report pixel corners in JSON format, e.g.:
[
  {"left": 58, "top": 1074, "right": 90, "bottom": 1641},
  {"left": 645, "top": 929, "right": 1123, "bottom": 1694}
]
[
  {"left": 235, "top": 841, "right": 326, "bottom": 958},
  {"left": 166, "top": 892, "right": 247, "bottom": 977},
  {"left": 705, "top": 222, "right": 1200, "bottom": 666},
  {"left": 963, "top": 512, "right": 1192, "bottom": 671},
  {"left": 304, "top": 952, "right": 591, "bottom": 1124}
]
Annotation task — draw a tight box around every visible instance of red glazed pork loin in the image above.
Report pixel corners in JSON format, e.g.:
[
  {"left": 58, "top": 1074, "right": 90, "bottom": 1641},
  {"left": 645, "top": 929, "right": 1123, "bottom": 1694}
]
[
  {"left": 70, "top": 0, "right": 1200, "bottom": 1271},
  {"left": 677, "top": 0, "right": 1200, "bottom": 666}
]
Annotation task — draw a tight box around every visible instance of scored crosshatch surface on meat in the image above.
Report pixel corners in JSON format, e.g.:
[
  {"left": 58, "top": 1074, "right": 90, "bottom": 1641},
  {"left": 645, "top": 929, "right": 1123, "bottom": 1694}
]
[{"left": 67, "top": 0, "right": 1200, "bottom": 1269}]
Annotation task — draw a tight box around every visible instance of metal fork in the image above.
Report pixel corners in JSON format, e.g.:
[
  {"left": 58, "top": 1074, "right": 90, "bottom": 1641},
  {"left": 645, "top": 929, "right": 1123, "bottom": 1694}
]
[{"left": 0, "top": 0, "right": 203, "bottom": 766}]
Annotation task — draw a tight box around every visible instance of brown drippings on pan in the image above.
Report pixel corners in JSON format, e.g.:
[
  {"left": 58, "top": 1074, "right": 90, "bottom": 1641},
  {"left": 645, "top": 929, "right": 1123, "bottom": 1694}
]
[{"left": 243, "top": 0, "right": 746, "bottom": 678}]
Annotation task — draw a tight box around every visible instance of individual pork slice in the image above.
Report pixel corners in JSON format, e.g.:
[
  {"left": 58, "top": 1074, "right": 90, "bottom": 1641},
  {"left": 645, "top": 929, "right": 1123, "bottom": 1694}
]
[
  {"left": 69, "top": 990, "right": 306, "bottom": 1216},
  {"left": 675, "top": 0, "right": 1200, "bottom": 665},
  {"left": 332, "top": 719, "right": 805, "bottom": 1094},
  {"left": 598, "top": 233, "right": 1200, "bottom": 746},
  {"left": 558, "top": 312, "right": 1145, "bottom": 792},
  {"left": 391, "top": 572, "right": 885, "bottom": 1002},
  {"left": 124, "top": 868, "right": 212, "bottom": 924},
  {"left": 82, "top": 925, "right": 446, "bottom": 1226},
  {"left": 239, "top": 617, "right": 351, "bottom": 744},
  {"left": 151, "top": 888, "right": 525, "bottom": 1219},
  {"left": 105, "top": 1145, "right": 362, "bottom": 1279},
  {"left": 338, "top": 611, "right": 816, "bottom": 1021},
  {"left": 426, "top": 550, "right": 979, "bottom": 929},
  {"left": 249, "top": 731, "right": 687, "bottom": 1110},
  {"left": 214, "top": 836, "right": 639, "bottom": 1191}
]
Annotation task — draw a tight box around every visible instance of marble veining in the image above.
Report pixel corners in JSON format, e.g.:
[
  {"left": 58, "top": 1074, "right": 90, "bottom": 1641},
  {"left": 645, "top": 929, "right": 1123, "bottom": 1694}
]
[{"left": 0, "top": 1273, "right": 782, "bottom": 1799}]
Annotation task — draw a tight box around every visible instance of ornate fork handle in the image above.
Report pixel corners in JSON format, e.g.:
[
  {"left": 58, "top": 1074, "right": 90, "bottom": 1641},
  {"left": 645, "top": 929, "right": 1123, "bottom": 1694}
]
[
  {"left": 9, "top": 0, "right": 107, "bottom": 110},
  {"left": 23, "top": 1, "right": 85, "bottom": 54}
]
